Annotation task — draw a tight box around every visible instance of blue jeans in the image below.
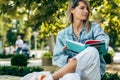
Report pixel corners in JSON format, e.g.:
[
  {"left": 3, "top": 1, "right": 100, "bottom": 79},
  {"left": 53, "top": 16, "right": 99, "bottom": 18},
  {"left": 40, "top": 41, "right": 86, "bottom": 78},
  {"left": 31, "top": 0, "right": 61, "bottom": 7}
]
[
  {"left": 16, "top": 47, "right": 22, "bottom": 54},
  {"left": 22, "top": 49, "right": 29, "bottom": 58}
]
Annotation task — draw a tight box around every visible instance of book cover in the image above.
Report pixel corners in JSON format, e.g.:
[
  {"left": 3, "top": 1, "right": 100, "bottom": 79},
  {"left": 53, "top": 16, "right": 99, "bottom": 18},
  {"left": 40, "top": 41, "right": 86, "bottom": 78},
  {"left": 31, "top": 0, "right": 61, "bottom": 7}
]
[
  {"left": 85, "top": 40, "right": 101, "bottom": 44},
  {"left": 66, "top": 39, "right": 107, "bottom": 55}
]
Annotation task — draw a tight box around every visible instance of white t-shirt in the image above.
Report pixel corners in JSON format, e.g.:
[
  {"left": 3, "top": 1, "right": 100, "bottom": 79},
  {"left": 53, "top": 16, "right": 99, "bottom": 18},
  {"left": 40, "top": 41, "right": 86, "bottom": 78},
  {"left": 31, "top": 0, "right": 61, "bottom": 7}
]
[
  {"left": 16, "top": 39, "right": 23, "bottom": 48},
  {"left": 22, "top": 43, "right": 29, "bottom": 50}
]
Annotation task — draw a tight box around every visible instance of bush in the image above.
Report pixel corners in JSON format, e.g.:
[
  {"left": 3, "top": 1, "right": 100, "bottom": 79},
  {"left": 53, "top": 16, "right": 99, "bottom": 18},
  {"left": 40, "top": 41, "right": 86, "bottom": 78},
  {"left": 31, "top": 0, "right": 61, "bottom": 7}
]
[
  {"left": 11, "top": 54, "right": 28, "bottom": 66},
  {"left": 0, "top": 54, "right": 14, "bottom": 58},
  {"left": 42, "top": 52, "right": 52, "bottom": 66},
  {"left": 0, "top": 66, "right": 43, "bottom": 77},
  {"left": 102, "top": 72, "right": 120, "bottom": 80},
  {"left": 103, "top": 53, "right": 113, "bottom": 64},
  {"left": 103, "top": 47, "right": 115, "bottom": 64},
  {"left": 42, "top": 52, "right": 52, "bottom": 58}
]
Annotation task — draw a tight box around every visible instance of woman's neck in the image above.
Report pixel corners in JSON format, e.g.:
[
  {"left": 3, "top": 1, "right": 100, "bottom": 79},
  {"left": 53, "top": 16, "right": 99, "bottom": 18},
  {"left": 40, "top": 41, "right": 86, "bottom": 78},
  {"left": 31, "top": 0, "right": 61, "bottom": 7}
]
[
  {"left": 72, "top": 20, "right": 83, "bottom": 37},
  {"left": 73, "top": 19, "right": 83, "bottom": 29}
]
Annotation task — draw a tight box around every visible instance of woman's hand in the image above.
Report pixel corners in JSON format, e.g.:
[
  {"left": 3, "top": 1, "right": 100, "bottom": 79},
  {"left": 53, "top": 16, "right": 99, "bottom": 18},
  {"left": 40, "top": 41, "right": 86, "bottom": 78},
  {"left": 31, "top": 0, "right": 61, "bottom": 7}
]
[
  {"left": 62, "top": 45, "right": 67, "bottom": 51},
  {"left": 67, "top": 58, "right": 73, "bottom": 63},
  {"left": 62, "top": 45, "right": 73, "bottom": 63}
]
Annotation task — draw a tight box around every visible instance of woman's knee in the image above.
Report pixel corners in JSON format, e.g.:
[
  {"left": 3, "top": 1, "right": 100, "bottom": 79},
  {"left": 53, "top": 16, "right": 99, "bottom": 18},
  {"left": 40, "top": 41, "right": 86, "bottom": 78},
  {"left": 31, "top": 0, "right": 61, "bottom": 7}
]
[{"left": 86, "top": 47, "right": 99, "bottom": 57}]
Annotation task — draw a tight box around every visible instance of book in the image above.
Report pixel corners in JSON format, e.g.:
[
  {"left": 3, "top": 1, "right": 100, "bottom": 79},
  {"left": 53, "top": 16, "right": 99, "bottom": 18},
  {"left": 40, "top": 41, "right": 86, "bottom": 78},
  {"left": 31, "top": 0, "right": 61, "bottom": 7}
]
[{"left": 66, "top": 39, "right": 107, "bottom": 55}]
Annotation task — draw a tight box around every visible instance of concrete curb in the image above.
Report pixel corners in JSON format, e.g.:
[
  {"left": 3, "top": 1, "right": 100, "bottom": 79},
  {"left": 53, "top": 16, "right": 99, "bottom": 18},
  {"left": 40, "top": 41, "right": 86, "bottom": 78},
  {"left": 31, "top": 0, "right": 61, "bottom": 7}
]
[{"left": 0, "top": 75, "right": 21, "bottom": 80}]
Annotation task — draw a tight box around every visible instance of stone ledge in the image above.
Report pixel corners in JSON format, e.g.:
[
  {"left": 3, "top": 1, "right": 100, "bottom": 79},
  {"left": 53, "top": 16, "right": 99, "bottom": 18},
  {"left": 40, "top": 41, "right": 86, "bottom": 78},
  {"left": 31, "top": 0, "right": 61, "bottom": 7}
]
[{"left": 0, "top": 75, "right": 21, "bottom": 80}]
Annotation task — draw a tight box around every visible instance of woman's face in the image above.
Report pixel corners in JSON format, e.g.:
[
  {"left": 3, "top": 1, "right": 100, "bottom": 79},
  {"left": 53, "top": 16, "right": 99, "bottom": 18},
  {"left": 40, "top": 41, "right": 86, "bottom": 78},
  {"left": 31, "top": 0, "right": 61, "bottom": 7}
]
[{"left": 71, "top": 1, "right": 88, "bottom": 21}]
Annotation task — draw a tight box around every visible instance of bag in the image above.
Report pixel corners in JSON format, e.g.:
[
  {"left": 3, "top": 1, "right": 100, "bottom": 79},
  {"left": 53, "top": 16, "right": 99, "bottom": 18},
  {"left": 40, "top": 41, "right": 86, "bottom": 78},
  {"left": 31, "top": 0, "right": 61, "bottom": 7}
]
[{"left": 21, "top": 71, "right": 53, "bottom": 80}]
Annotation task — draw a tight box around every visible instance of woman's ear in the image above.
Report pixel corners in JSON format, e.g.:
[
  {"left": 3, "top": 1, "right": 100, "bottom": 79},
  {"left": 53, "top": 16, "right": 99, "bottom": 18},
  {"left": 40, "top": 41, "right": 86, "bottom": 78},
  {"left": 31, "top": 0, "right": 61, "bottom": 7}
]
[{"left": 70, "top": 8, "right": 74, "bottom": 14}]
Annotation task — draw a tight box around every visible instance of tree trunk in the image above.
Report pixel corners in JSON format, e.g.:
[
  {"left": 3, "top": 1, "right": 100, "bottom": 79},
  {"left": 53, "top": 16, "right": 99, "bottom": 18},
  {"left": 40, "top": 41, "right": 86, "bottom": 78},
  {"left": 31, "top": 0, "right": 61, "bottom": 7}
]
[
  {"left": 42, "top": 57, "right": 52, "bottom": 66},
  {"left": 48, "top": 34, "right": 55, "bottom": 53}
]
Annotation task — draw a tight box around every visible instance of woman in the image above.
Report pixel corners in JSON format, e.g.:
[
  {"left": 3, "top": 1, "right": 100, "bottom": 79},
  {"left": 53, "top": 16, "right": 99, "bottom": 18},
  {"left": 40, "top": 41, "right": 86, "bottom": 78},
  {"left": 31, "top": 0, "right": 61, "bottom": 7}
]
[
  {"left": 52, "top": 0, "right": 109, "bottom": 80},
  {"left": 21, "top": 0, "right": 109, "bottom": 80}
]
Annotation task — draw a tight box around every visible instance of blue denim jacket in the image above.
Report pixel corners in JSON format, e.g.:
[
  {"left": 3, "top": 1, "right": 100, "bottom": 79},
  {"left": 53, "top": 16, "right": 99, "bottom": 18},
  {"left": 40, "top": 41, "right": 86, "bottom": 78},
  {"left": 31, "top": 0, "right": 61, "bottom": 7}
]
[{"left": 53, "top": 22, "right": 109, "bottom": 76}]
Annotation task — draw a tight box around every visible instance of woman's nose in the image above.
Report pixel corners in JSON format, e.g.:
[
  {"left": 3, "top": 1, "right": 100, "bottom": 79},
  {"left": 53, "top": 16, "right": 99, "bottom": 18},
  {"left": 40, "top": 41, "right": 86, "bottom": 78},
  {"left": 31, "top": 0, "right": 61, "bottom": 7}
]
[{"left": 84, "top": 8, "right": 88, "bottom": 13}]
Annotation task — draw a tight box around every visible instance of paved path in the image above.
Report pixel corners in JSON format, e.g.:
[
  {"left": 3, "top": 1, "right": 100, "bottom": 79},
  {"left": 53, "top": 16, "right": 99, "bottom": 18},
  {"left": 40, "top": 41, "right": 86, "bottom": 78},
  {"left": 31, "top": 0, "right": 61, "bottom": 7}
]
[
  {"left": 0, "top": 51, "right": 120, "bottom": 67},
  {"left": 0, "top": 50, "right": 47, "bottom": 67},
  {"left": 113, "top": 52, "right": 120, "bottom": 63},
  {"left": 0, "top": 75, "right": 21, "bottom": 80},
  {"left": 0, "top": 59, "right": 42, "bottom": 67}
]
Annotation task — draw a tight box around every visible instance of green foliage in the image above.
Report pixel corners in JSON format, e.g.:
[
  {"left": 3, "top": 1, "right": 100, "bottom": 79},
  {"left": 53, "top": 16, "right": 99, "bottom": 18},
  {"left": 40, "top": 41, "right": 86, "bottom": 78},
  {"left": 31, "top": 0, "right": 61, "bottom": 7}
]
[
  {"left": 92, "top": 0, "right": 120, "bottom": 49},
  {"left": 11, "top": 54, "right": 28, "bottom": 66},
  {"left": 42, "top": 52, "right": 52, "bottom": 58},
  {"left": 40, "top": 1, "right": 69, "bottom": 38},
  {"left": 104, "top": 53, "right": 113, "bottom": 64},
  {"left": 6, "top": 28, "right": 17, "bottom": 45},
  {"left": 0, "top": 66, "right": 43, "bottom": 77},
  {"left": 102, "top": 72, "right": 120, "bottom": 80},
  {"left": 103, "top": 51, "right": 115, "bottom": 64},
  {"left": 42, "top": 52, "right": 52, "bottom": 66},
  {"left": 0, "top": 0, "right": 120, "bottom": 49},
  {"left": 89, "top": 0, "right": 104, "bottom": 9},
  {"left": 108, "top": 50, "right": 115, "bottom": 56},
  {"left": 0, "top": 0, "right": 69, "bottom": 47},
  {"left": 0, "top": 54, "right": 14, "bottom": 58}
]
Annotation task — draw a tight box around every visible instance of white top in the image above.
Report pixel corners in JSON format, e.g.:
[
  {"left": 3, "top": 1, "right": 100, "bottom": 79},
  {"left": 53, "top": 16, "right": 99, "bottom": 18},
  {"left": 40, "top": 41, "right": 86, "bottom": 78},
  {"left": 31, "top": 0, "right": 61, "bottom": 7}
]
[
  {"left": 16, "top": 39, "right": 23, "bottom": 48},
  {"left": 22, "top": 43, "right": 29, "bottom": 50}
]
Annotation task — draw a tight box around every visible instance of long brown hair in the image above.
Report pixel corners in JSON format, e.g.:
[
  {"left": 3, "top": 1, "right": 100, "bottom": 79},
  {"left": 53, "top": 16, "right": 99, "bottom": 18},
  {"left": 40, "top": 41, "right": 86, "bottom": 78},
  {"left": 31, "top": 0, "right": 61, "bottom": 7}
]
[{"left": 68, "top": 0, "right": 91, "bottom": 32}]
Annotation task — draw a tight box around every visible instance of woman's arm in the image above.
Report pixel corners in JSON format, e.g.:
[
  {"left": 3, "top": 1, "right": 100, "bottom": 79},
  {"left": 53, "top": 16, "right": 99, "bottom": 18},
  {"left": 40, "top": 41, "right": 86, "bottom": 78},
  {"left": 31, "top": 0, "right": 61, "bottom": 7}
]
[
  {"left": 92, "top": 22, "right": 110, "bottom": 50},
  {"left": 53, "top": 31, "right": 69, "bottom": 67},
  {"left": 92, "top": 22, "right": 110, "bottom": 76}
]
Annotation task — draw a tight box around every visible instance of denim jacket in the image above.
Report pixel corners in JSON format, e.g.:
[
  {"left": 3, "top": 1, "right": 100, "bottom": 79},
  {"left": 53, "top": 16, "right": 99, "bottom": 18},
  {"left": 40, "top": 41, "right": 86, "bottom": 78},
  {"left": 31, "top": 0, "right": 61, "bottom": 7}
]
[{"left": 53, "top": 22, "right": 109, "bottom": 76}]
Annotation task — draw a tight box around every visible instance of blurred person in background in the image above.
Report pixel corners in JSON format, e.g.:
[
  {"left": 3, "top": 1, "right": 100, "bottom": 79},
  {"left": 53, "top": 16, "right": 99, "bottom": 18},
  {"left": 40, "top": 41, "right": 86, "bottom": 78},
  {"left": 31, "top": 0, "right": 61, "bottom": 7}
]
[
  {"left": 15, "top": 35, "right": 23, "bottom": 54},
  {"left": 22, "top": 41, "right": 29, "bottom": 58}
]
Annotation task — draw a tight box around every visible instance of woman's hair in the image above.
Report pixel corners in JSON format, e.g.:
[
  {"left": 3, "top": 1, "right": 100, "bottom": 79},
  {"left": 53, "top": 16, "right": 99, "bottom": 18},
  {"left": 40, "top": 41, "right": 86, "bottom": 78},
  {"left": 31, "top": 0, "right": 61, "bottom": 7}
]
[{"left": 68, "top": 0, "right": 91, "bottom": 32}]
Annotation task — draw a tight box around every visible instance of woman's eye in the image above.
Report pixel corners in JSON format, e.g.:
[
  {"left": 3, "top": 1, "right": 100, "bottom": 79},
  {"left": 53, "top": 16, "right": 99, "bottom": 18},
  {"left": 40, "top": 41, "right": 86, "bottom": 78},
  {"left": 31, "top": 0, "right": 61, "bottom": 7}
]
[
  {"left": 80, "top": 7, "right": 84, "bottom": 9},
  {"left": 80, "top": 7, "right": 88, "bottom": 10}
]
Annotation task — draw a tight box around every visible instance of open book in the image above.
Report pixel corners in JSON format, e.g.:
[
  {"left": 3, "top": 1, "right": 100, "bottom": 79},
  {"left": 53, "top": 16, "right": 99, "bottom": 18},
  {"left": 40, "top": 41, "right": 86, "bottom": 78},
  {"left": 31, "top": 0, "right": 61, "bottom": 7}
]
[{"left": 66, "top": 39, "right": 107, "bottom": 55}]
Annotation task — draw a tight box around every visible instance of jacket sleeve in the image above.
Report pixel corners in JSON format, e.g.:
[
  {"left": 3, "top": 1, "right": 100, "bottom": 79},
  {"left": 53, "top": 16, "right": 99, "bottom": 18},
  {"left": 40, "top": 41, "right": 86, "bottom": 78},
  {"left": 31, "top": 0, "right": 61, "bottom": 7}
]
[
  {"left": 92, "top": 22, "right": 110, "bottom": 50},
  {"left": 92, "top": 22, "right": 110, "bottom": 76},
  {"left": 52, "top": 31, "right": 69, "bottom": 67}
]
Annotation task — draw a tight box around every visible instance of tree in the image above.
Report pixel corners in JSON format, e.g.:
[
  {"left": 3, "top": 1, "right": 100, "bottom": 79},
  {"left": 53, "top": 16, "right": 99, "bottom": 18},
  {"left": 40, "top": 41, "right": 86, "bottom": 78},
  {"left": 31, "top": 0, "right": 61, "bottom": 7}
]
[
  {"left": 0, "top": 0, "right": 68, "bottom": 52},
  {"left": 0, "top": 0, "right": 120, "bottom": 50},
  {"left": 92, "top": 0, "right": 120, "bottom": 49}
]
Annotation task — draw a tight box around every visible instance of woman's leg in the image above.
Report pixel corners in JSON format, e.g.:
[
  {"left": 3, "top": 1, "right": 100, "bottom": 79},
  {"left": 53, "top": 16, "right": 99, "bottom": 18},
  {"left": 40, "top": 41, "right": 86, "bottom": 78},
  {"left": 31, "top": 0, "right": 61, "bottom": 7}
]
[
  {"left": 74, "top": 47, "right": 101, "bottom": 80},
  {"left": 52, "top": 47, "right": 101, "bottom": 80},
  {"left": 52, "top": 59, "right": 77, "bottom": 80}
]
